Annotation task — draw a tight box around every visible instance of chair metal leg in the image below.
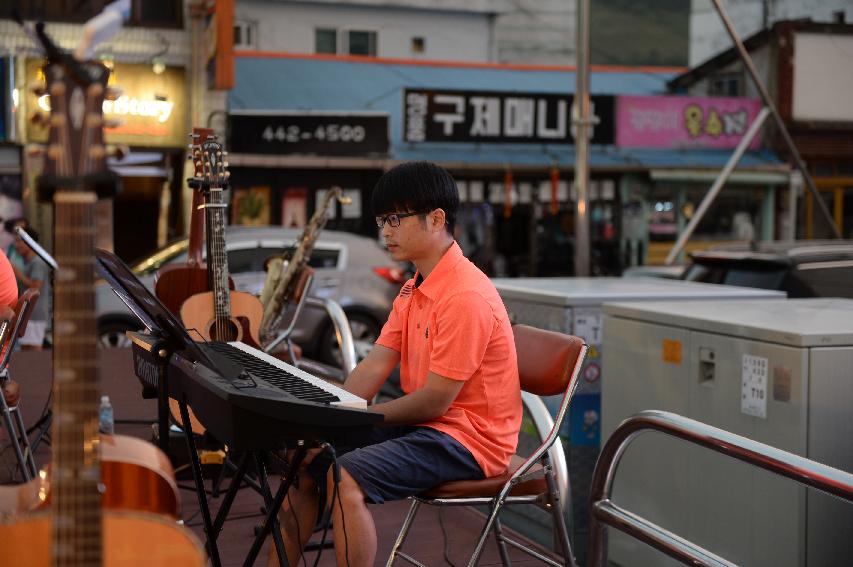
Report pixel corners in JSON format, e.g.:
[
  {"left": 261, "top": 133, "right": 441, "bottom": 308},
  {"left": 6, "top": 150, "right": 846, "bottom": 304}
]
[
  {"left": 545, "top": 467, "right": 577, "bottom": 567},
  {"left": 0, "top": 398, "right": 32, "bottom": 481},
  {"left": 12, "top": 406, "right": 37, "bottom": 479},
  {"left": 386, "top": 498, "right": 422, "bottom": 567},
  {"left": 466, "top": 498, "right": 506, "bottom": 567},
  {"left": 492, "top": 516, "right": 513, "bottom": 567}
]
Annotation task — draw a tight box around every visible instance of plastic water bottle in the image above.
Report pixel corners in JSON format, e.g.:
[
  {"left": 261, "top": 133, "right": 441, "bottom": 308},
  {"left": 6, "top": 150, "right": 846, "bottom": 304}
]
[{"left": 99, "top": 395, "right": 115, "bottom": 435}]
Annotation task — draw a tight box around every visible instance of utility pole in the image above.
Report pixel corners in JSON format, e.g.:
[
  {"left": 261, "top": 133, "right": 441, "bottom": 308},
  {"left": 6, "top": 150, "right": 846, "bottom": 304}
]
[{"left": 573, "top": 0, "right": 592, "bottom": 276}]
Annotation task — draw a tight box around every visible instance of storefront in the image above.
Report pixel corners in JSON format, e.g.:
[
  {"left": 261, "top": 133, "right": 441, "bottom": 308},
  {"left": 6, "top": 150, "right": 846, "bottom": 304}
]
[
  {"left": 22, "top": 59, "right": 189, "bottom": 261},
  {"left": 614, "top": 95, "right": 789, "bottom": 264},
  {"left": 0, "top": 56, "right": 23, "bottom": 255},
  {"left": 226, "top": 54, "right": 788, "bottom": 274}
]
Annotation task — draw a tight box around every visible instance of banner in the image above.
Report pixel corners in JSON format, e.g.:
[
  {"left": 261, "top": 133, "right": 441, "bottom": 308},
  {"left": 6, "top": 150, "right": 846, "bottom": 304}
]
[{"left": 617, "top": 95, "right": 763, "bottom": 149}]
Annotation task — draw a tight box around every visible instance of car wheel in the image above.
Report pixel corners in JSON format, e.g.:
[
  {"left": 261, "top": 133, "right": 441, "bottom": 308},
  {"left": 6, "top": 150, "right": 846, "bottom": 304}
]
[
  {"left": 319, "top": 312, "right": 380, "bottom": 368},
  {"left": 98, "top": 318, "right": 138, "bottom": 348}
]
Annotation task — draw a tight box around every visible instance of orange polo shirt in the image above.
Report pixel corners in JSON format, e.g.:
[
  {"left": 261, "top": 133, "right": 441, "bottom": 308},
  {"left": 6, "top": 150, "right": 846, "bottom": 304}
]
[
  {"left": 376, "top": 241, "right": 521, "bottom": 477},
  {"left": 0, "top": 250, "right": 17, "bottom": 308}
]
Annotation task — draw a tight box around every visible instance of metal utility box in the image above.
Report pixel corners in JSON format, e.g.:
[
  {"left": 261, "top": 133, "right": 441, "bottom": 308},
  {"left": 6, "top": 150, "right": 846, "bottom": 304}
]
[
  {"left": 491, "top": 277, "right": 784, "bottom": 556},
  {"left": 601, "top": 298, "right": 853, "bottom": 567}
]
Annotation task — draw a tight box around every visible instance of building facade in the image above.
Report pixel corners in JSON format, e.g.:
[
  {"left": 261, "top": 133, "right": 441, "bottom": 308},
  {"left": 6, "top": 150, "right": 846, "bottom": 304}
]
[
  {"left": 672, "top": 20, "right": 853, "bottom": 240},
  {"left": 1, "top": 1, "right": 196, "bottom": 261},
  {"left": 689, "top": 0, "right": 852, "bottom": 66}
]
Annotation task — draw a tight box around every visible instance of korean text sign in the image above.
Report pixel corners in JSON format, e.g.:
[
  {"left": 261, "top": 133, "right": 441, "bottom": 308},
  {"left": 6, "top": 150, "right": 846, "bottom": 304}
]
[
  {"left": 616, "top": 95, "right": 763, "bottom": 149},
  {"left": 404, "top": 88, "right": 614, "bottom": 145}
]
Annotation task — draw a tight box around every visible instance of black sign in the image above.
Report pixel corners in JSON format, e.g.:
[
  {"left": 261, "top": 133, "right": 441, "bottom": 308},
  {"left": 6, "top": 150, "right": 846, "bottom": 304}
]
[
  {"left": 228, "top": 112, "right": 389, "bottom": 156},
  {"left": 404, "top": 88, "right": 614, "bottom": 145}
]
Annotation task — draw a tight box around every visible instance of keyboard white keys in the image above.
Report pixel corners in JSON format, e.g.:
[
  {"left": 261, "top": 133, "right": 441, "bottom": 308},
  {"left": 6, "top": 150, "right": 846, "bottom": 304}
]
[{"left": 227, "top": 341, "right": 367, "bottom": 408}]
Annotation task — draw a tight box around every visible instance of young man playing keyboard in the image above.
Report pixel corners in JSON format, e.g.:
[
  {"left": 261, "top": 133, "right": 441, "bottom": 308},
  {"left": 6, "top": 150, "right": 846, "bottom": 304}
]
[{"left": 270, "top": 161, "right": 521, "bottom": 567}]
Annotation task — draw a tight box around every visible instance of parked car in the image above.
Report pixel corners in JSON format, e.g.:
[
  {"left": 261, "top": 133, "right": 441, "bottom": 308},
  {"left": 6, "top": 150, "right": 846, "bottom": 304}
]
[
  {"left": 681, "top": 240, "right": 853, "bottom": 298},
  {"left": 96, "top": 226, "right": 407, "bottom": 364}
]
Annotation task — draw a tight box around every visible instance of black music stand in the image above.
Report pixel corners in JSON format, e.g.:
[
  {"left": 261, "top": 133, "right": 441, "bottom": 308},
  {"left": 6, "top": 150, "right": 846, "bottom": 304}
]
[{"left": 95, "top": 248, "right": 302, "bottom": 567}]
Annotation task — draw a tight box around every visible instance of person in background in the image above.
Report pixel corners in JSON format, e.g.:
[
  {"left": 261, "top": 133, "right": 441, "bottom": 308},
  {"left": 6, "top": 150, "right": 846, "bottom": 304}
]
[
  {"left": 4, "top": 218, "right": 30, "bottom": 293},
  {"left": 0, "top": 250, "right": 17, "bottom": 308},
  {"left": 11, "top": 227, "right": 49, "bottom": 350}
]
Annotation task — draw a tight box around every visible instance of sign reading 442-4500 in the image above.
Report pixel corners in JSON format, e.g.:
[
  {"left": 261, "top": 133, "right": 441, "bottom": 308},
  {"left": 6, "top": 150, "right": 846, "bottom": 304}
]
[
  {"left": 228, "top": 111, "right": 389, "bottom": 156},
  {"left": 404, "top": 88, "right": 614, "bottom": 145}
]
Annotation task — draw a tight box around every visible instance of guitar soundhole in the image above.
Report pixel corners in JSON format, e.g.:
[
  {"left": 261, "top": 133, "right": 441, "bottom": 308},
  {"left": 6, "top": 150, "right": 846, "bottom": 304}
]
[{"left": 208, "top": 319, "right": 241, "bottom": 343}]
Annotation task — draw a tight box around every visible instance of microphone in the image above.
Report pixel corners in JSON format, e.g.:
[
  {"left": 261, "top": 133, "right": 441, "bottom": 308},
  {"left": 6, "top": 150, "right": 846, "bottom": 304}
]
[{"left": 14, "top": 226, "right": 59, "bottom": 271}]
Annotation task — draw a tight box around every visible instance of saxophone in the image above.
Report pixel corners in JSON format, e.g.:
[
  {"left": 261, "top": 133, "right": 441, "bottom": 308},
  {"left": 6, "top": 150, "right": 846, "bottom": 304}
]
[{"left": 259, "top": 186, "right": 351, "bottom": 341}]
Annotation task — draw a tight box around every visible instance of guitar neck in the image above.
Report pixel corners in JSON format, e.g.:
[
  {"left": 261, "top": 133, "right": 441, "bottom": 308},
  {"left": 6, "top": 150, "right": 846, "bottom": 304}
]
[
  {"left": 52, "top": 191, "right": 102, "bottom": 565},
  {"left": 204, "top": 183, "right": 232, "bottom": 323}
]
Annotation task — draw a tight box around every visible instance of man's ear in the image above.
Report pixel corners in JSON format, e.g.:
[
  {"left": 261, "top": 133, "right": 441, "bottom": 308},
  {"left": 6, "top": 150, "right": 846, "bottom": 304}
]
[{"left": 430, "top": 208, "right": 446, "bottom": 231}]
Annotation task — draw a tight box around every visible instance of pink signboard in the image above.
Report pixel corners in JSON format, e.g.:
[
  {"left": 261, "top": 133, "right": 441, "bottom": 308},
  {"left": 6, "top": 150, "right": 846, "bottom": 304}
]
[{"left": 616, "top": 95, "right": 763, "bottom": 149}]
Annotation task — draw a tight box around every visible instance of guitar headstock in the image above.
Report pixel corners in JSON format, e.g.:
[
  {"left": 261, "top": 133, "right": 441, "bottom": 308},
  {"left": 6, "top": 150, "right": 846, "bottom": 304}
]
[
  {"left": 188, "top": 127, "right": 213, "bottom": 188},
  {"left": 37, "top": 58, "right": 118, "bottom": 202},
  {"left": 187, "top": 129, "right": 229, "bottom": 193},
  {"left": 199, "top": 138, "right": 230, "bottom": 191}
]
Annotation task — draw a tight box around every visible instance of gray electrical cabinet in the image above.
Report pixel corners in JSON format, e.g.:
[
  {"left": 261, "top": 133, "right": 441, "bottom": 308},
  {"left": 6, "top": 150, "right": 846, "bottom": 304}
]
[
  {"left": 601, "top": 298, "right": 853, "bottom": 567},
  {"left": 490, "top": 277, "right": 784, "bottom": 557}
]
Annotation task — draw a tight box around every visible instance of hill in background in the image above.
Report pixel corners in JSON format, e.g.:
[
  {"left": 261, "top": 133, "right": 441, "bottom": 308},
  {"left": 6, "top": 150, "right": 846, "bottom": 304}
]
[{"left": 590, "top": 0, "right": 689, "bottom": 66}]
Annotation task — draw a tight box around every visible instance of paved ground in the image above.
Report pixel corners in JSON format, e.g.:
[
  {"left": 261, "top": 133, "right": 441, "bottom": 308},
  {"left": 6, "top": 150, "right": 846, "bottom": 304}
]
[{"left": 1, "top": 348, "right": 565, "bottom": 566}]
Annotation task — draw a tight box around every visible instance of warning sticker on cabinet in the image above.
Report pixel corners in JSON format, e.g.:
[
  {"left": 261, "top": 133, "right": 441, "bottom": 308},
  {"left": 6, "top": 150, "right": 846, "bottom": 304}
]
[
  {"left": 662, "top": 339, "right": 682, "bottom": 364},
  {"left": 742, "top": 354, "right": 768, "bottom": 418}
]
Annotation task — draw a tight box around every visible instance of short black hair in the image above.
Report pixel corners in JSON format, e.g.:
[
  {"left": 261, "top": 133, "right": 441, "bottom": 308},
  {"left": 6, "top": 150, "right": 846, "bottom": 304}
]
[{"left": 372, "top": 161, "right": 459, "bottom": 235}]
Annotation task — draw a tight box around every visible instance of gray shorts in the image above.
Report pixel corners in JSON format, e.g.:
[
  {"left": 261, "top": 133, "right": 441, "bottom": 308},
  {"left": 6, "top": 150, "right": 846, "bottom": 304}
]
[{"left": 307, "top": 425, "right": 484, "bottom": 504}]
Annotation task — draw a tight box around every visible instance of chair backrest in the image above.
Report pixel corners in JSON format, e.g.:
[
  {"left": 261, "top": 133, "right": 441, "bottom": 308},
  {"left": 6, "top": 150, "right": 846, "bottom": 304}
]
[
  {"left": 513, "top": 324, "right": 586, "bottom": 397},
  {"left": 13, "top": 288, "right": 40, "bottom": 340},
  {"left": 0, "top": 288, "right": 40, "bottom": 370}
]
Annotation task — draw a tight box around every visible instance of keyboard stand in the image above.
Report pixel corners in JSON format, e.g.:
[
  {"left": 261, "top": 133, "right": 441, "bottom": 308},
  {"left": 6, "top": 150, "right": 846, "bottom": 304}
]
[
  {"left": 177, "top": 394, "right": 307, "bottom": 567},
  {"left": 128, "top": 331, "right": 175, "bottom": 457}
]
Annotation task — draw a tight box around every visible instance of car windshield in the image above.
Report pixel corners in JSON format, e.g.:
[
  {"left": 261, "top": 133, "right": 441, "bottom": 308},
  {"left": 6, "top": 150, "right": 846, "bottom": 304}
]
[{"left": 130, "top": 240, "right": 189, "bottom": 276}]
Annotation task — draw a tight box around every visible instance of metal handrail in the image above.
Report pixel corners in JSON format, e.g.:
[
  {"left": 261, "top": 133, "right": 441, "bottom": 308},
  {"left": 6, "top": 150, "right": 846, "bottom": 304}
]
[
  {"left": 521, "top": 391, "right": 570, "bottom": 514},
  {"left": 305, "top": 297, "right": 357, "bottom": 375},
  {"left": 586, "top": 410, "right": 853, "bottom": 567}
]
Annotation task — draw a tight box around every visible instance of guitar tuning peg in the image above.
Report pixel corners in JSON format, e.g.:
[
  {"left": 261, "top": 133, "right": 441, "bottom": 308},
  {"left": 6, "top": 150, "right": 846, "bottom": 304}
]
[
  {"left": 25, "top": 144, "right": 45, "bottom": 158},
  {"left": 105, "top": 86, "right": 123, "bottom": 101},
  {"left": 29, "top": 112, "right": 49, "bottom": 127},
  {"left": 29, "top": 81, "right": 46, "bottom": 97},
  {"left": 222, "top": 151, "right": 228, "bottom": 156},
  {"left": 224, "top": 171, "right": 231, "bottom": 178},
  {"left": 104, "top": 119, "right": 124, "bottom": 129},
  {"left": 88, "top": 146, "right": 107, "bottom": 159},
  {"left": 223, "top": 161, "right": 229, "bottom": 168},
  {"left": 47, "top": 144, "right": 63, "bottom": 160},
  {"left": 107, "top": 145, "right": 129, "bottom": 160}
]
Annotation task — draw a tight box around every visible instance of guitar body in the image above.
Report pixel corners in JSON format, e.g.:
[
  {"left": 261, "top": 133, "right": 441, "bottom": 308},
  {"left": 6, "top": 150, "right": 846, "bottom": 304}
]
[
  {"left": 154, "top": 263, "right": 233, "bottom": 317},
  {"left": 180, "top": 290, "right": 263, "bottom": 348},
  {"left": 0, "top": 434, "right": 181, "bottom": 519},
  {"left": 0, "top": 511, "right": 206, "bottom": 566}
]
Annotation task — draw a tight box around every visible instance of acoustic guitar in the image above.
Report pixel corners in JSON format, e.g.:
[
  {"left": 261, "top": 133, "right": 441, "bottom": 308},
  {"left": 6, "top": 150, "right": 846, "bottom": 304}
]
[
  {"left": 0, "top": 23, "right": 204, "bottom": 565},
  {"left": 153, "top": 127, "right": 235, "bottom": 317},
  {"left": 179, "top": 137, "right": 263, "bottom": 347}
]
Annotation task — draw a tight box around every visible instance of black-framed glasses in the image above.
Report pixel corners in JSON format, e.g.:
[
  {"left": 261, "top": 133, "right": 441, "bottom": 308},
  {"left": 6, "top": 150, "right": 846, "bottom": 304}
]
[{"left": 375, "top": 211, "right": 424, "bottom": 228}]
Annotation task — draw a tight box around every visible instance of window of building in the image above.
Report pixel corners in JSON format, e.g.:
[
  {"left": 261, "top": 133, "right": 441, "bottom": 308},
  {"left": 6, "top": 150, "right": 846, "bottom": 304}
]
[
  {"left": 234, "top": 19, "right": 257, "bottom": 50},
  {"left": 709, "top": 73, "right": 742, "bottom": 97},
  {"left": 315, "top": 28, "right": 338, "bottom": 54},
  {"left": 411, "top": 36, "right": 425, "bottom": 54},
  {"left": 347, "top": 30, "right": 377, "bottom": 57}
]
